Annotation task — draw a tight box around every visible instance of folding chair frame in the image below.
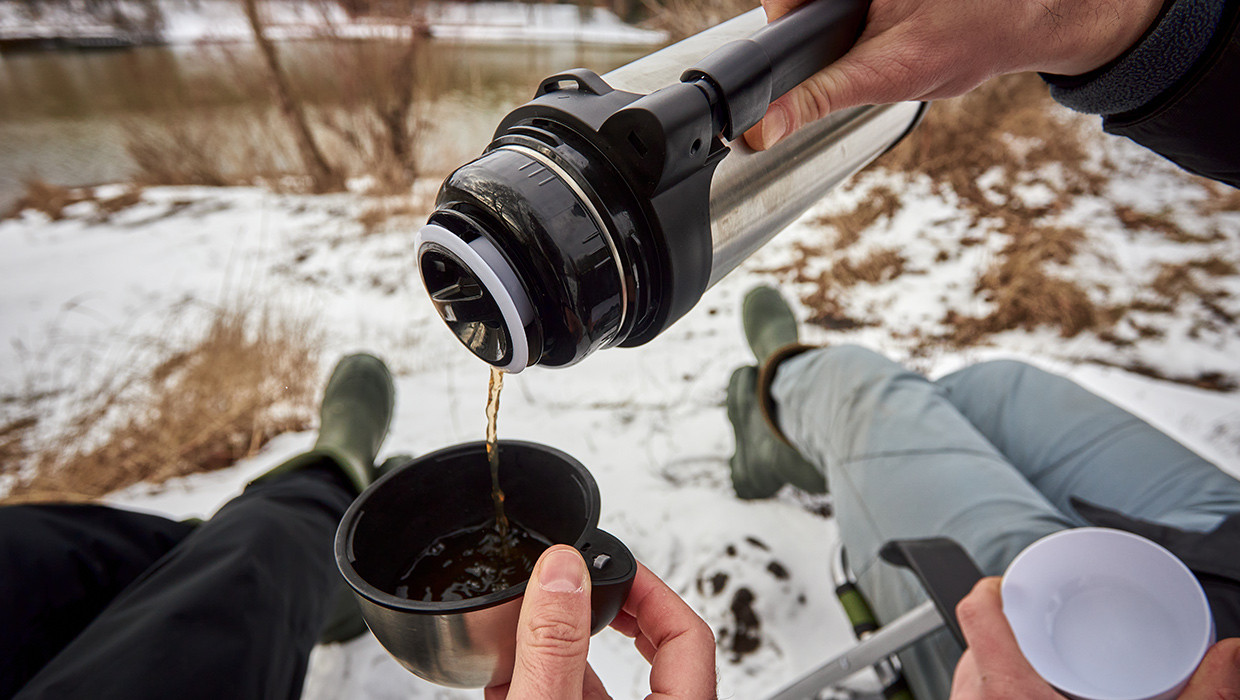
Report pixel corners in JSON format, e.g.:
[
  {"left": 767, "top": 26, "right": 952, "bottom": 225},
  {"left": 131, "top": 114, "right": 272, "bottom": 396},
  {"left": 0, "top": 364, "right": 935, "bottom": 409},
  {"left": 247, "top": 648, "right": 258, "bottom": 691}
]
[{"left": 769, "top": 539, "right": 984, "bottom": 700}]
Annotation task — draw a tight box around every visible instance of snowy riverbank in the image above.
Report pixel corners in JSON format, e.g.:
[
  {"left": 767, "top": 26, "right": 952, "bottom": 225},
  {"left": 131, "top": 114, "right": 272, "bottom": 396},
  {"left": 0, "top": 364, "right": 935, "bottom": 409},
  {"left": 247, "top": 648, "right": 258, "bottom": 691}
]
[
  {"left": 3, "top": 137, "right": 1238, "bottom": 695},
  {"left": 0, "top": 0, "right": 668, "bottom": 47}
]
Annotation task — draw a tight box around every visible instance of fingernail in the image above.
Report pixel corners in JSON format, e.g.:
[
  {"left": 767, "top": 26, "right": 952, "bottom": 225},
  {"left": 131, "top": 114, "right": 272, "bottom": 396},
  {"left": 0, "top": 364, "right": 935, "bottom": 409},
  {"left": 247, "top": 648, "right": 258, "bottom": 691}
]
[
  {"left": 763, "top": 106, "right": 788, "bottom": 145},
  {"left": 539, "top": 548, "right": 586, "bottom": 593}
]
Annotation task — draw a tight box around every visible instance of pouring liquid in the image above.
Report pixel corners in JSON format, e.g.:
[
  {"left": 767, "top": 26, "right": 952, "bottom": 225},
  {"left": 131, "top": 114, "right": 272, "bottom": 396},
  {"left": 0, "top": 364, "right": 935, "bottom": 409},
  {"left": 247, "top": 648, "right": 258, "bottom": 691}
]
[
  {"left": 392, "top": 519, "right": 552, "bottom": 601},
  {"left": 485, "top": 366, "right": 509, "bottom": 541},
  {"left": 389, "top": 367, "right": 554, "bottom": 602}
]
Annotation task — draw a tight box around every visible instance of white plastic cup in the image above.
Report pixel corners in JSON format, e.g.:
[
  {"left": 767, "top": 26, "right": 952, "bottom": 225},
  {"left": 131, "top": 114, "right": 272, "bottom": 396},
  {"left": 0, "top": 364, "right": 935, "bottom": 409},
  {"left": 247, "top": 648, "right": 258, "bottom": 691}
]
[{"left": 1001, "top": 528, "right": 1214, "bottom": 700}]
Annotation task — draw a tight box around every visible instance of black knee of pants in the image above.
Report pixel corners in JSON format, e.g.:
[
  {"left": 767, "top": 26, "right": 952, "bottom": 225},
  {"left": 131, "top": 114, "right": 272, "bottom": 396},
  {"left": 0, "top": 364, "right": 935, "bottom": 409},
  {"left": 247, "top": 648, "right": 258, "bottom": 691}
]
[
  {"left": 6, "top": 463, "right": 354, "bottom": 700},
  {"left": 0, "top": 504, "right": 195, "bottom": 697}
]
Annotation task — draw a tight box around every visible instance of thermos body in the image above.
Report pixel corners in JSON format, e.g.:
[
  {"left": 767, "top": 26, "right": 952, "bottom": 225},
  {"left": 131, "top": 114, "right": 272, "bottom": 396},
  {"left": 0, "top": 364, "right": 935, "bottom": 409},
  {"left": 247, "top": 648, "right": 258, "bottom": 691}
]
[
  {"left": 416, "top": 2, "right": 923, "bottom": 372},
  {"left": 603, "top": 9, "right": 923, "bottom": 287}
]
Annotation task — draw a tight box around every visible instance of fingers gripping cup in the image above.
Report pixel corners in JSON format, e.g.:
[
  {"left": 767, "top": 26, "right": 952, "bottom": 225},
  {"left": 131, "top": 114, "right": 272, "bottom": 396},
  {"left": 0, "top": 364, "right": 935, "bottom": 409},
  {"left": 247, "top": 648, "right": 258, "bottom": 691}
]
[
  {"left": 334, "top": 441, "right": 636, "bottom": 688},
  {"left": 1001, "top": 528, "right": 1215, "bottom": 700}
]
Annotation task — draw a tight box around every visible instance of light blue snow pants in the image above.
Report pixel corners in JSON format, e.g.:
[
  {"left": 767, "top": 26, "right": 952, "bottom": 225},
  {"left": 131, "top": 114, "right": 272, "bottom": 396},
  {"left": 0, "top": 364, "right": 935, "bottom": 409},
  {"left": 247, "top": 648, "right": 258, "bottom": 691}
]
[{"left": 771, "top": 346, "right": 1240, "bottom": 700}]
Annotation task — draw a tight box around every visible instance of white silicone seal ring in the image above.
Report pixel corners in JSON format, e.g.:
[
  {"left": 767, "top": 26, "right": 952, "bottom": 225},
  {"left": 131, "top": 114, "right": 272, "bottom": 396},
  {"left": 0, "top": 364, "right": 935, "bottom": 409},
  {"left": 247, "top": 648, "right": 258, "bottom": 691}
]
[{"left": 415, "top": 224, "right": 535, "bottom": 373}]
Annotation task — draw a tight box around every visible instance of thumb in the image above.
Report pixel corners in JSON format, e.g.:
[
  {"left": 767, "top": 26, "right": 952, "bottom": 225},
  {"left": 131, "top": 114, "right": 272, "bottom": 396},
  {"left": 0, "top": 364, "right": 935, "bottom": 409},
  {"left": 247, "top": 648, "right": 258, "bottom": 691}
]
[
  {"left": 743, "top": 30, "right": 929, "bottom": 150},
  {"left": 506, "top": 545, "right": 594, "bottom": 700}
]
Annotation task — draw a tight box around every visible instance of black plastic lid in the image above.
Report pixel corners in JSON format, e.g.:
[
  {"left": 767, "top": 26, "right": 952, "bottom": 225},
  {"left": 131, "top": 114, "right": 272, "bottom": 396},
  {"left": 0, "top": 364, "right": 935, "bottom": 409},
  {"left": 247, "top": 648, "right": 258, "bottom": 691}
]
[
  {"left": 416, "top": 223, "right": 536, "bottom": 372},
  {"left": 418, "top": 145, "right": 627, "bottom": 371}
]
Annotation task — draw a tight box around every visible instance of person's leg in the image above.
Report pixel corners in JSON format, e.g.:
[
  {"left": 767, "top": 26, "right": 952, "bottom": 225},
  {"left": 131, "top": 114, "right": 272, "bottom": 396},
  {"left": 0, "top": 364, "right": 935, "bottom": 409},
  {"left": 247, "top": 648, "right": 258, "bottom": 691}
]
[
  {"left": 14, "top": 462, "right": 354, "bottom": 700},
  {"left": 0, "top": 505, "right": 195, "bottom": 697},
  {"left": 935, "top": 360, "right": 1240, "bottom": 532},
  {"left": 771, "top": 346, "right": 1074, "bottom": 700},
  {"left": 13, "top": 353, "right": 395, "bottom": 700}
]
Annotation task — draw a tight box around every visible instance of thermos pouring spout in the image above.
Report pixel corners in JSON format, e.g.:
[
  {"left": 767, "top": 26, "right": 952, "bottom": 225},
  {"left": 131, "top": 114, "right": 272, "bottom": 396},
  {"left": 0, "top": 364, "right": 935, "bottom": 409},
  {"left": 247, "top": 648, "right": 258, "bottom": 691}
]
[{"left": 417, "top": 1, "right": 924, "bottom": 372}]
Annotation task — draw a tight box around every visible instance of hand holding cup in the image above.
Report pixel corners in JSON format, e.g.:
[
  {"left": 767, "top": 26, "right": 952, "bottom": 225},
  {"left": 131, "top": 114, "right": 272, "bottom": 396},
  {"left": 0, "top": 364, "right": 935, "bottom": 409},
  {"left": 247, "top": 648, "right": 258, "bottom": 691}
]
[
  {"left": 951, "top": 528, "right": 1238, "bottom": 700},
  {"left": 487, "top": 550, "right": 718, "bottom": 700}
]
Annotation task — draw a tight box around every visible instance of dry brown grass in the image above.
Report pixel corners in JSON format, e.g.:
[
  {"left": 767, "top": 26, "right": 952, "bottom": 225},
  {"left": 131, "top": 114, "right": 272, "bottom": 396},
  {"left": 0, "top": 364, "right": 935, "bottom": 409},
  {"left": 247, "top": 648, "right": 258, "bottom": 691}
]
[
  {"left": 0, "top": 416, "right": 36, "bottom": 470},
  {"left": 1091, "top": 361, "right": 1237, "bottom": 392},
  {"left": 1150, "top": 258, "right": 1237, "bottom": 303},
  {"left": 1199, "top": 182, "right": 1240, "bottom": 213},
  {"left": 3, "top": 308, "right": 321, "bottom": 504},
  {"left": 125, "top": 119, "right": 258, "bottom": 188},
  {"left": 772, "top": 247, "right": 907, "bottom": 329},
  {"left": 778, "top": 75, "right": 1126, "bottom": 345},
  {"left": 877, "top": 73, "right": 1104, "bottom": 211},
  {"left": 815, "top": 186, "right": 900, "bottom": 250},
  {"left": 1114, "top": 206, "right": 1225, "bottom": 243},
  {"left": 752, "top": 75, "right": 1238, "bottom": 387},
  {"left": 639, "top": 0, "right": 757, "bottom": 39},
  {"left": 357, "top": 196, "right": 427, "bottom": 233},
  {"left": 122, "top": 40, "right": 430, "bottom": 195},
  {"left": 830, "top": 247, "right": 907, "bottom": 286},
  {"left": 5, "top": 180, "right": 92, "bottom": 220},
  {"left": 799, "top": 286, "right": 860, "bottom": 330},
  {"left": 938, "top": 224, "right": 1110, "bottom": 344},
  {"left": 946, "top": 267, "right": 1105, "bottom": 345},
  {"left": 6, "top": 180, "right": 145, "bottom": 221}
]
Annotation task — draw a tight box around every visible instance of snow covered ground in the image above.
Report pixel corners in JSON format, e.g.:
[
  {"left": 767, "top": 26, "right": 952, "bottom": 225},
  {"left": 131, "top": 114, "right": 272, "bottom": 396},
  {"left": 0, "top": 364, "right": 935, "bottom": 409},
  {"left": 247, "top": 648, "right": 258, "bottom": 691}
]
[
  {"left": 0, "top": 0, "right": 668, "bottom": 46},
  {"left": 2, "top": 119, "right": 1239, "bottom": 697}
]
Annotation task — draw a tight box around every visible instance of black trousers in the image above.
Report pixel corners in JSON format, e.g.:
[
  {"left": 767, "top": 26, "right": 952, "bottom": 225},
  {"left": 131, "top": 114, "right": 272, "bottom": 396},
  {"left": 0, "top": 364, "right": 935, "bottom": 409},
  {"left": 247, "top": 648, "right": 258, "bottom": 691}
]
[{"left": 0, "top": 462, "right": 354, "bottom": 700}]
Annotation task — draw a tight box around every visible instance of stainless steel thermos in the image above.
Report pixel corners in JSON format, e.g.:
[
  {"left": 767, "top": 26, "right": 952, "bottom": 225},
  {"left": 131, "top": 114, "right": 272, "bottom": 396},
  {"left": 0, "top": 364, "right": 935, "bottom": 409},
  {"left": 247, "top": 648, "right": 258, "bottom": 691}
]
[{"left": 416, "top": 1, "right": 924, "bottom": 372}]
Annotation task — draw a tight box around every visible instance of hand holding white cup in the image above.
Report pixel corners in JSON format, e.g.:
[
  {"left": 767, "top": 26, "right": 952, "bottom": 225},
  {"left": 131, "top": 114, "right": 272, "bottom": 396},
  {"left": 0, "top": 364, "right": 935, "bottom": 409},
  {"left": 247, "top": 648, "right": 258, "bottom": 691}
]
[{"left": 1000, "top": 528, "right": 1215, "bottom": 700}]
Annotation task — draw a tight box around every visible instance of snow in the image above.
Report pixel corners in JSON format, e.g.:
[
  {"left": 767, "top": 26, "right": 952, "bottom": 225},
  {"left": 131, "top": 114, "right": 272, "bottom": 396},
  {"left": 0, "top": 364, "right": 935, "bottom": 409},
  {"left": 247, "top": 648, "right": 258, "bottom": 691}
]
[
  {"left": 2, "top": 121, "right": 1239, "bottom": 697},
  {"left": 0, "top": 0, "right": 668, "bottom": 46}
]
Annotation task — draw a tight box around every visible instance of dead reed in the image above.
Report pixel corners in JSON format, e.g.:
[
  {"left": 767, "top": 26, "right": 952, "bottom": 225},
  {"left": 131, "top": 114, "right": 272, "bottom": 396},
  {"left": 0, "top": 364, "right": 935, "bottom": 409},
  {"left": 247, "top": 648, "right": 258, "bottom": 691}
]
[
  {"left": 5, "top": 180, "right": 144, "bottom": 221},
  {"left": 3, "top": 308, "right": 321, "bottom": 504},
  {"left": 639, "top": 0, "right": 757, "bottom": 39},
  {"left": 121, "top": 13, "right": 428, "bottom": 195}
]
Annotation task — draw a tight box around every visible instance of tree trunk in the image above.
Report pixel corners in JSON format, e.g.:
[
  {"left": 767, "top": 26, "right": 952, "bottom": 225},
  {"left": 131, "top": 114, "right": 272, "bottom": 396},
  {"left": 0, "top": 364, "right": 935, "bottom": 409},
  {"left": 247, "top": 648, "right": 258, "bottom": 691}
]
[
  {"left": 385, "top": 8, "right": 420, "bottom": 182},
  {"left": 241, "top": 0, "right": 344, "bottom": 193}
]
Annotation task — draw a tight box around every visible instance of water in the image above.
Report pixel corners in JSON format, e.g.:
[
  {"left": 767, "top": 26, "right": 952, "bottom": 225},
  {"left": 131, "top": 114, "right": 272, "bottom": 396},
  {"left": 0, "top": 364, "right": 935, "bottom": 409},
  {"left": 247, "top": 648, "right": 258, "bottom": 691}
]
[{"left": 0, "top": 39, "right": 646, "bottom": 209}]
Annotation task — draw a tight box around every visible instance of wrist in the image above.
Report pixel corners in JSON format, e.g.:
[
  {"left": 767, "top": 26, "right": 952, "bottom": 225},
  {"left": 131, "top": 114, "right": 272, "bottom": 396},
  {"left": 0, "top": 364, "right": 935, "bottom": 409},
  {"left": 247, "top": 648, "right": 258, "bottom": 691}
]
[
  {"left": 1042, "top": 0, "right": 1229, "bottom": 114},
  {"left": 1024, "top": 0, "right": 1168, "bottom": 75}
]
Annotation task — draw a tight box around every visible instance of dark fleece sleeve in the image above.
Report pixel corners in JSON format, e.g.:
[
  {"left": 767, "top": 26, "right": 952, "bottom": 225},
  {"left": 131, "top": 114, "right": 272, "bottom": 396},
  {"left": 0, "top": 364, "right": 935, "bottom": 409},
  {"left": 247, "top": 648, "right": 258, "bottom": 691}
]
[{"left": 1042, "top": 0, "right": 1240, "bottom": 187}]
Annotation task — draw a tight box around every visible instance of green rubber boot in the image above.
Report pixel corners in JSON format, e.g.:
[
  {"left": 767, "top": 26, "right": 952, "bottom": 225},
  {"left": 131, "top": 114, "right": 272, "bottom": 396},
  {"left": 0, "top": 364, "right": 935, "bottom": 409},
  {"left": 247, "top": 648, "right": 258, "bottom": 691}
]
[
  {"left": 256, "top": 353, "right": 395, "bottom": 495},
  {"left": 743, "top": 286, "right": 800, "bottom": 366},
  {"left": 726, "top": 287, "right": 826, "bottom": 498},
  {"left": 727, "top": 365, "right": 826, "bottom": 498}
]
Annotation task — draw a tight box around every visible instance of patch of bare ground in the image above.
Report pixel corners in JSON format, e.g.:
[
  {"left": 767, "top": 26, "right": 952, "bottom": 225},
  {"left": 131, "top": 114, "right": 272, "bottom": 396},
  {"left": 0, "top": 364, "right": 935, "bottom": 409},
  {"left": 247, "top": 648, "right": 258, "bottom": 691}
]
[{"left": 3, "top": 308, "right": 321, "bottom": 504}]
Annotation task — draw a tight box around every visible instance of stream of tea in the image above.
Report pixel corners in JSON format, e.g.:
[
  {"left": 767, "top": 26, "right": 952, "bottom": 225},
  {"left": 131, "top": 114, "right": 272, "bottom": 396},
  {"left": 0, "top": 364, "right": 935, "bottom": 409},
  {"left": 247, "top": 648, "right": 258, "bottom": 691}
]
[
  {"left": 485, "top": 365, "right": 510, "bottom": 540},
  {"left": 392, "top": 366, "right": 551, "bottom": 602}
]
